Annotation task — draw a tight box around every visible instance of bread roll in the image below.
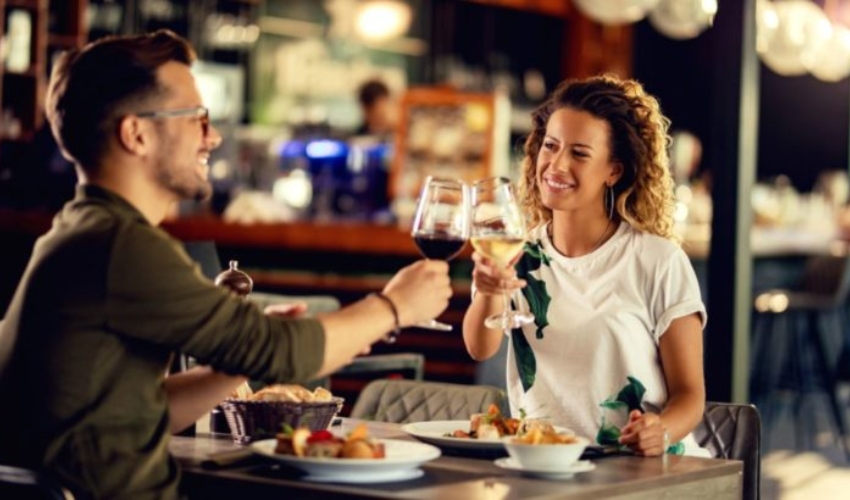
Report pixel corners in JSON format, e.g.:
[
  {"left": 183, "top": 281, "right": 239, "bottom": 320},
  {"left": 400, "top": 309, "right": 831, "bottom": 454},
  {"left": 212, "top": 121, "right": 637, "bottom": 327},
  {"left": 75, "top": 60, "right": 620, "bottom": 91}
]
[
  {"left": 312, "top": 387, "right": 333, "bottom": 402},
  {"left": 249, "top": 384, "right": 338, "bottom": 403},
  {"left": 229, "top": 382, "right": 253, "bottom": 400},
  {"left": 251, "top": 384, "right": 313, "bottom": 402}
]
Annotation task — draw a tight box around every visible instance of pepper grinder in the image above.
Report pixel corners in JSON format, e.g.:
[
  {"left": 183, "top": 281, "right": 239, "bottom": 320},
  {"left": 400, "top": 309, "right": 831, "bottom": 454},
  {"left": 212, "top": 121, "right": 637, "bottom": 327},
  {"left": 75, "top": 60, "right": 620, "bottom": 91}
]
[
  {"left": 214, "top": 260, "right": 253, "bottom": 297},
  {"left": 209, "top": 260, "right": 253, "bottom": 436}
]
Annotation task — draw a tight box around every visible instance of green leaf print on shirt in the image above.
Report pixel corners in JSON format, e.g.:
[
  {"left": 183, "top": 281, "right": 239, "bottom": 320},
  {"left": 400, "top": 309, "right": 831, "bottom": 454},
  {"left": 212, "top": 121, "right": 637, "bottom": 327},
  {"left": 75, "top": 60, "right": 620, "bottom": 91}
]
[
  {"left": 511, "top": 326, "right": 536, "bottom": 391},
  {"left": 596, "top": 377, "right": 685, "bottom": 455},
  {"left": 523, "top": 239, "right": 551, "bottom": 267},
  {"left": 597, "top": 377, "right": 646, "bottom": 446},
  {"left": 511, "top": 240, "right": 552, "bottom": 392},
  {"left": 615, "top": 376, "right": 646, "bottom": 413},
  {"left": 515, "top": 240, "right": 551, "bottom": 340},
  {"left": 509, "top": 240, "right": 552, "bottom": 392}
]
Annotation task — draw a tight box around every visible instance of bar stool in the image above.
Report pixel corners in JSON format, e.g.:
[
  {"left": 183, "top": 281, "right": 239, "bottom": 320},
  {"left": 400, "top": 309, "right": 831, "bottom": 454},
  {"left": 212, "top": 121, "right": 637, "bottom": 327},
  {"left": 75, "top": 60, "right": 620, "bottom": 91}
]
[{"left": 750, "top": 252, "right": 850, "bottom": 459}]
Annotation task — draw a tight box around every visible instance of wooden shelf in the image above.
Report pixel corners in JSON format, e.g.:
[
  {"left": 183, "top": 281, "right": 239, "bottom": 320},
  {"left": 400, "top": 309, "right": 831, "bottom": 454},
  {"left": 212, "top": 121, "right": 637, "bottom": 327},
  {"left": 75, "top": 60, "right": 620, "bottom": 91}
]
[
  {"left": 3, "top": 68, "right": 38, "bottom": 78},
  {"left": 245, "top": 269, "right": 472, "bottom": 296},
  {"left": 0, "top": 0, "right": 85, "bottom": 144},
  {"left": 464, "top": 0, "right": 571, "bottom": 17},
  {"left": 163, "top": 215, "right": 473, "bottom": 259},
  {"left": 0, "top": 130, "right": 34, "bottom": 142},
  {"left": 5, "top": 0, "right": 42, "bottom": 10},
  {"left": 48, "top": 33, "right": 83, "bottom": 48}
]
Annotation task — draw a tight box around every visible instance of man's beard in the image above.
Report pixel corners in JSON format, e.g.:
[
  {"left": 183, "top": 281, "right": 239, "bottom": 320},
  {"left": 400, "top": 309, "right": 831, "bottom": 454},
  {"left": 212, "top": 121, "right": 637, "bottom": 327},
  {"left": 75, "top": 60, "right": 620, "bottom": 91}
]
[
  {"left": 154, "top": 160, "right": 212, "bottom": 202},
  {"left": 152, "top": 136, "right": 212, "bottom": 202}
]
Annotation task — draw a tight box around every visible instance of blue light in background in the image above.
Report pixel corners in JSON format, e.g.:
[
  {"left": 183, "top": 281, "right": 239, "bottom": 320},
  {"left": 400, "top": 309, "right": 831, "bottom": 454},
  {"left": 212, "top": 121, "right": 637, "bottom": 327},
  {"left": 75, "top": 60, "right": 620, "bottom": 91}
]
[
  {"left": 280, "top": 140, "right": 306, "bottom": 158},
  {"left": 306, "top": 140, "right": 347, "bottom": 159}
]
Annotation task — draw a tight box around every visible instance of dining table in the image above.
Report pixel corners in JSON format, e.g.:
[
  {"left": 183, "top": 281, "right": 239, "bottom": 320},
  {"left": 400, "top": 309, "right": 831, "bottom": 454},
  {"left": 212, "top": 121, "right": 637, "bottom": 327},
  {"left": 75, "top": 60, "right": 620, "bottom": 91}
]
[{"left": 170, "top": 418, "right": 743, "bottom": 499}]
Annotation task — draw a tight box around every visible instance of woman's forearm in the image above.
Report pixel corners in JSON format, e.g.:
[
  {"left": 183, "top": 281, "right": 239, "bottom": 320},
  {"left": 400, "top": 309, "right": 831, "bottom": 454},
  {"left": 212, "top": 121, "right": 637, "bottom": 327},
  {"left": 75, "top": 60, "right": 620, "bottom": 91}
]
[
  {"left": 462, "top": 293, "right": 506, "bottom": 360},
  {"left": 660, "top": 389, "right": 705, "bottom": 443},
  {"left": 165, "top": 366, "right": 248, "bottom": 434}
]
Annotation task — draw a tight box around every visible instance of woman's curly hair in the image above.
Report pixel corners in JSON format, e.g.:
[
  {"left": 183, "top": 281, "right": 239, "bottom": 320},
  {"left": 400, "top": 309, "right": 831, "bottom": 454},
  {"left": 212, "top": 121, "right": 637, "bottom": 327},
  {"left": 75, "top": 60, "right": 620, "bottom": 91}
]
[{"left": 517, "top": 74, "right": 677, "bottom": 241}]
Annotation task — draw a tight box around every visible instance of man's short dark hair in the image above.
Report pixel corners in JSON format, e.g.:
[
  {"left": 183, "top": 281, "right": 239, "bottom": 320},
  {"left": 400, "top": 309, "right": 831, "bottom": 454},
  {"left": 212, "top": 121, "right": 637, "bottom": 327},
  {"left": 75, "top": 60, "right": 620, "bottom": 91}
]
[
  {"left": 45, "top": 30, "right": 195, "bottom": 172},
  {"left": 358, "top": 79, "right": 390, "bottom": 109}
]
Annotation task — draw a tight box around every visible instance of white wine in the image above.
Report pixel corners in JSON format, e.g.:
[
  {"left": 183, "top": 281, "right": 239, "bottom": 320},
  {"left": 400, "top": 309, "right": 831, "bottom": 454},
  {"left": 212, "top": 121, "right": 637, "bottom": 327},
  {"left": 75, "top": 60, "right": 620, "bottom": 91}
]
[{"left": 470, "top": 236, "right": 525, "bottom": 266}]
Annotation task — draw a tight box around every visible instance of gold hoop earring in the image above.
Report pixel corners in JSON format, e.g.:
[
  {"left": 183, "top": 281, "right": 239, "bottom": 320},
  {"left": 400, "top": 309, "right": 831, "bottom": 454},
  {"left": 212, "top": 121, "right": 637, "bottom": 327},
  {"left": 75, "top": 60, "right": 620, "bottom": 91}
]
[{"left": 606, "top": 185, "right": 615, "bottom": 221}]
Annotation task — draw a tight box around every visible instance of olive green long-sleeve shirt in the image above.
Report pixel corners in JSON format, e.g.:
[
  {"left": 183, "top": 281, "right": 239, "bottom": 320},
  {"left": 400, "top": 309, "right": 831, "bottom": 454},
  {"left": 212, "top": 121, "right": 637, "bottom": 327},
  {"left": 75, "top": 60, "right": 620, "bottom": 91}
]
[{"left": 0, "top": 185, "right": 326, "bottom": 499}]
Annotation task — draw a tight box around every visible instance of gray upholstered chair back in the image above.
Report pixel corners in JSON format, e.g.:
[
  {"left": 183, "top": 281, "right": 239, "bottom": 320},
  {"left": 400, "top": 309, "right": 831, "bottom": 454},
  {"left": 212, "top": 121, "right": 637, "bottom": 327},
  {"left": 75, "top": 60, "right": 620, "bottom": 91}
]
[
  {"left": 350, "top": 379, "right": 507, "bottom": 423},
  {"left": 0, "top": 464, "right": 74, "bottom": 499},
  {"left": 693, "top": 402, "right": 761, "bottom": 500}
]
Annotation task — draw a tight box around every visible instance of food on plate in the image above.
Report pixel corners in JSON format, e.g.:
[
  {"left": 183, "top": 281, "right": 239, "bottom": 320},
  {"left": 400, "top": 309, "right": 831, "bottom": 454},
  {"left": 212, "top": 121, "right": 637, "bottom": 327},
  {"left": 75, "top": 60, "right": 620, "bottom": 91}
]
[
  {"left": 447, "top": 404, "right": 522, "bottom": 439},
  {"left": 275, "top": 423, "right": 385, "bottom": 459},
  {"left": 509, "top": 426, "right": 579, "bottom": 445},
  {"left": 247, "top": 384, "right": 334, "bottom": 403},
  {"left": 516, "top": 417, "right": 557, "bottom": 437}
]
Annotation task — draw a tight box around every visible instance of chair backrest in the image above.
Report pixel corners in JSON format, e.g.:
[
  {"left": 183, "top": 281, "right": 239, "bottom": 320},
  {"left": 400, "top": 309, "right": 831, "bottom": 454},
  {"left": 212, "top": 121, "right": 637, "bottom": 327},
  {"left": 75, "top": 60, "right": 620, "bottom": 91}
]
[
  {"left": 692, "top": 402, "right": 761, "bottom": 500},
  {"left": 182, "top": 240, "right": 223, "bottom": 281},
  {"left": 350, "top": 379, "right": 507, "bottom": 423},
  {"left": 0, "top": 465, "right": 74, "bottom": 500},
  {"left": 799, "top": 254, "right": 850, "bottom": 304}
]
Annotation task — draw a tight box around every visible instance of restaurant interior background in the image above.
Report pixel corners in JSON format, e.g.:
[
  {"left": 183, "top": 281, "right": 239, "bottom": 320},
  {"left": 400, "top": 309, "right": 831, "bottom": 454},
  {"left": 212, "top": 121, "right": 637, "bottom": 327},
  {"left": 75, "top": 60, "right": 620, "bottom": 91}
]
[{"left": 2, "top": 0, "right": 850, "bottom": 464}]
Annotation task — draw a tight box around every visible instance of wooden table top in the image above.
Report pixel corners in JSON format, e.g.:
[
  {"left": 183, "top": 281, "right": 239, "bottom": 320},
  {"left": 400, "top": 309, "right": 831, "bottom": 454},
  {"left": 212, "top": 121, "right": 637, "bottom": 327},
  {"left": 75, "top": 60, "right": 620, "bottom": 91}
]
[{"left": 170, "top": 420, "right": 743, "bottom": 500}]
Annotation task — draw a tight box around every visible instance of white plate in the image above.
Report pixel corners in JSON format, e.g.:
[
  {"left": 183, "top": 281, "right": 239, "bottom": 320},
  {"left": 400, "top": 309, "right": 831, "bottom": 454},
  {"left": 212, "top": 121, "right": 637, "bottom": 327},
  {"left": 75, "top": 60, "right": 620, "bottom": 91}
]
[
  {"left": 250, "top": 438, "right": 440, "bottom": 482},
  {"left": 493, "top": 457, "right": 596, "bottom": 480},
  {"left": 401, "top": 420, "right": 507, "bottom": 450},
  {"left": 302, "top": 468, "right": 424, "bottom": 484},
  {"left": 401, "top": 420, "right": 575, "bottom": 451}
]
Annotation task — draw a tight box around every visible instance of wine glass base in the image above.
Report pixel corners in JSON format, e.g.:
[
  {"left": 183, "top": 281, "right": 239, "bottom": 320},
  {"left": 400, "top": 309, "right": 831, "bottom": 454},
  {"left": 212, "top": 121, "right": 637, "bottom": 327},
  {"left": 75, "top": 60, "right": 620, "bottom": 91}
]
[
  {"left": 485, "top": 312, "right": 534, "bottom": 331},
  {"left": 413, "top": 318, "right": 453, "bottom": 331}
]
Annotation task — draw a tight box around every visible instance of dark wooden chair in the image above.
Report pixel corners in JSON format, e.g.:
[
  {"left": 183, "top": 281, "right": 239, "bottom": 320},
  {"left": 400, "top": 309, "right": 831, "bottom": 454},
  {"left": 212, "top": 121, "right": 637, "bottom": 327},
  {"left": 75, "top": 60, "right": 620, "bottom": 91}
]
[{"left": 693, "top": 402, "right": 762, "bottom": 500}]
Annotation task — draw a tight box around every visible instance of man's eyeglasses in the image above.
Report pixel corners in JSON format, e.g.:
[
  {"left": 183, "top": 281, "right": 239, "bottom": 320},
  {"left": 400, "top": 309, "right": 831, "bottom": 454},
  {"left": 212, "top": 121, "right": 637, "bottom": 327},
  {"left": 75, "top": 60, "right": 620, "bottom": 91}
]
[{"left": 136, "top": 106, "right": 210, "bottom": 137}]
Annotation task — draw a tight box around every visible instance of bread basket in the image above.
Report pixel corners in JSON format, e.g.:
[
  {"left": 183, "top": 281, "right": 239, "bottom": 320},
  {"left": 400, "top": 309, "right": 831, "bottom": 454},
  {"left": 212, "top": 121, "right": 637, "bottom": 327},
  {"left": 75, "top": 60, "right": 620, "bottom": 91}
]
[{"left": 219, "top": 397, "right": 344, "bottom": 444}]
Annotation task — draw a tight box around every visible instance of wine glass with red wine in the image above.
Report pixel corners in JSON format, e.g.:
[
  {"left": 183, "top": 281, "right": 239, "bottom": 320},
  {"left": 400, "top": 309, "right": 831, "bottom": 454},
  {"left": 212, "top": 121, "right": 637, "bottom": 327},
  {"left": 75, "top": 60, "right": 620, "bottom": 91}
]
[{"left": 410, "top": 176, "right": 470, "bottom": 331}]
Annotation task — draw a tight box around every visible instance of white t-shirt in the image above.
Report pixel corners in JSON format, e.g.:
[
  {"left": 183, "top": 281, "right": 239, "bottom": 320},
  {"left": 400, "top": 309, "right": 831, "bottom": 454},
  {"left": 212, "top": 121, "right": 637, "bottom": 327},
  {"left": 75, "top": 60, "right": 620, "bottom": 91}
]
[{"left": 504, "top": 222, "right": 709, "bottom": 456}]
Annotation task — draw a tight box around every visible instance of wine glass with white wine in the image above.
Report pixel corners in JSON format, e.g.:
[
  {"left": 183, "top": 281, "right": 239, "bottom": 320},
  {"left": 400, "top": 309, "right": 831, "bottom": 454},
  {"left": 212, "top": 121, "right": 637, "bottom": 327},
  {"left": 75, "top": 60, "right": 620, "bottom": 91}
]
[
  {"left": 470, "top": 177, "right": 534, "bottom": 330},
  {"left": 410, "top": 176, "right": 470, "bottom": 331}
]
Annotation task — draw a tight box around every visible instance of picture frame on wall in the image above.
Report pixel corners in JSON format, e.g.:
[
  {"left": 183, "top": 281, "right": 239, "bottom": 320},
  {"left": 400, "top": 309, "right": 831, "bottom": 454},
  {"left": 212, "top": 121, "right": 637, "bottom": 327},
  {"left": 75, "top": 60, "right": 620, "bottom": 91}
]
[{"left": 389, "top": 87, "right": 509, "bottom": 202}]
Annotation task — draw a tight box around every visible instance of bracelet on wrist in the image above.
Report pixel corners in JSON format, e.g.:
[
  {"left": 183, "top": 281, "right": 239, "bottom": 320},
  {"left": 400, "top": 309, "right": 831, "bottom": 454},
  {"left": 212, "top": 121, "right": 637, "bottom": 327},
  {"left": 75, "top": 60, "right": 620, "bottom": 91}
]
[{"left": 370, "top": 292, "right": 401, "bottom": 343}]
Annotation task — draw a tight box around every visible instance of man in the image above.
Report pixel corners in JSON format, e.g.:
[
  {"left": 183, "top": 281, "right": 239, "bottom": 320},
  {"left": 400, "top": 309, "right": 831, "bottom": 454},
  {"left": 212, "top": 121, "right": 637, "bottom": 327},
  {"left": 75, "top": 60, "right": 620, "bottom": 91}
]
[
  {"left": 0, "top": 30, "right": 451, "bottom": 499},
  {"left": 355, "top": 78, "right": 397, "bottom": 137}
]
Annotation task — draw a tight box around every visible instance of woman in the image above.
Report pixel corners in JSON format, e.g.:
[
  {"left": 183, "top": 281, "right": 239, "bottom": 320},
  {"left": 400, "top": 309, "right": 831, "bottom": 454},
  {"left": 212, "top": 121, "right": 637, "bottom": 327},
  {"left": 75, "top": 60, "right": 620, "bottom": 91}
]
[{"left": 462, "top": 75, "right": 707, "bottom": 457}]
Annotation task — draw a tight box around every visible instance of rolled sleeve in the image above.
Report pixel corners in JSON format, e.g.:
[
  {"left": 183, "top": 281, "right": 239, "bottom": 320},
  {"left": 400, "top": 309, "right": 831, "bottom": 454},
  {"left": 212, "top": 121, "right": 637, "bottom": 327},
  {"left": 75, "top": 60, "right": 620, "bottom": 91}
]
[
  {"left": 105, "top": 223, "right": 326, "bottom": 384},
  {"left": 652, "top": 249, "right": 707, "bottom": 342}
]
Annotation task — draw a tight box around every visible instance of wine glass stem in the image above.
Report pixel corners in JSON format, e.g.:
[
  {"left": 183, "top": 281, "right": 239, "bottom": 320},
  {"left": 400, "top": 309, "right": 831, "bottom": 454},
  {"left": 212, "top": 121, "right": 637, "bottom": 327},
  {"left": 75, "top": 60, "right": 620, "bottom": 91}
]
[{"left": 502, "top": 290, "right": 511, "bottom": 318}]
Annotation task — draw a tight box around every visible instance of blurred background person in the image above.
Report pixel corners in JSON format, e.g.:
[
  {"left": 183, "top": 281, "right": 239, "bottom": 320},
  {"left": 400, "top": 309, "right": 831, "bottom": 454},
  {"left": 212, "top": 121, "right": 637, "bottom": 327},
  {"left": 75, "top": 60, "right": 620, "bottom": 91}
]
[{"left": 354, "top": 78, "right": 397, "bottom": 139}]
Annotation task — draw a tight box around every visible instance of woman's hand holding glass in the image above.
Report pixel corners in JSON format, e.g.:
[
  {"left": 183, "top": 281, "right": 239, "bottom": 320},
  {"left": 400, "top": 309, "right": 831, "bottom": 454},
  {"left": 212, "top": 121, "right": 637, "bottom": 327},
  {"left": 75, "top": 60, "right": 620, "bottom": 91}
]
[
  {"left": 470, "top": 177, "right": 534, "bottom": 330},
  {"left": 470, "top": 251, "right": 527, "bottom": 302}
]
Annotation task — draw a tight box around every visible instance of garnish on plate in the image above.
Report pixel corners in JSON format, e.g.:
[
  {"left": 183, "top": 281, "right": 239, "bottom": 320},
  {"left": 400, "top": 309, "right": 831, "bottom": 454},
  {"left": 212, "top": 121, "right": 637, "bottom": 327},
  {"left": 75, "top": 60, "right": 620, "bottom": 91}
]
[{"left": 275, "top": 423, "right": 385, "bottom": 459}]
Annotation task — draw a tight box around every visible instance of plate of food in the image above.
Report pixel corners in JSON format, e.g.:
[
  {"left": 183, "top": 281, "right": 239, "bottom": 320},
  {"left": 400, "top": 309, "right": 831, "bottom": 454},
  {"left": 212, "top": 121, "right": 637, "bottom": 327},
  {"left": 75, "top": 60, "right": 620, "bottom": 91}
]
[
  {"left": 401, "top": 420, "right": 508, "bottom": 450},
  {"left": 250, "top": 424, "right": 441, "bottom": 483},
  {"left": 401, "top": 405, "right": 570, "bottom": 451}
]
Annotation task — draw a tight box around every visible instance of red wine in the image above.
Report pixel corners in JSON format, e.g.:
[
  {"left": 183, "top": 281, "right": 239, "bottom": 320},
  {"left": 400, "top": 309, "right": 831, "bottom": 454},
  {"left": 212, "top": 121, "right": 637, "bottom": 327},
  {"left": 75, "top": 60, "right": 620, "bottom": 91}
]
[{"left": 413, "top": 235, "right": 466, "bottom": 261}]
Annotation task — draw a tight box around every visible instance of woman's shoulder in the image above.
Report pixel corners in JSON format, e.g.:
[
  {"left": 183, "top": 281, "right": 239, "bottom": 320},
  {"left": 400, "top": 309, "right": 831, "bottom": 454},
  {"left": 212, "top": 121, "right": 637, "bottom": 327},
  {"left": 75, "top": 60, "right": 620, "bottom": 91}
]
[
  {"left": 620, "top": 225, "right": 688, "bottom": 271},
  {"left": 624, "top": 225, "right": 682, "bottom": 256}
]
